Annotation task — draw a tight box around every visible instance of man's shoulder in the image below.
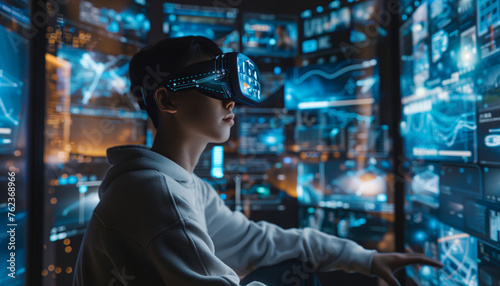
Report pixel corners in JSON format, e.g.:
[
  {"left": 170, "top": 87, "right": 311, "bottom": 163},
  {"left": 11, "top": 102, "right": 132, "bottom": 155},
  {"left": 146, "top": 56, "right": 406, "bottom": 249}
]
[{"left": 95, "top": 169, "right": 183, "bottom": 243}]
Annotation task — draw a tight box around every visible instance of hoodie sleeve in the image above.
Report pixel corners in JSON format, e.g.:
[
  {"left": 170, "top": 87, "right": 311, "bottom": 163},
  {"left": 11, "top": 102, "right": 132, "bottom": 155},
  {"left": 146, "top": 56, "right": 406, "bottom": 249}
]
[
  {"left": 144, "top": 179, "right": 267, "bottom": 286},
  {"left": 201, "top": 180, "right": 377, "bottom": 278}
]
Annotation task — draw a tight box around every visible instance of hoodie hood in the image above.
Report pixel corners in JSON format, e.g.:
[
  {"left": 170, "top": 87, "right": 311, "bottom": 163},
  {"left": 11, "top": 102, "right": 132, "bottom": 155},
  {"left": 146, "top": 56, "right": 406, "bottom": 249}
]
[{"left": 98, "top": 144, "right": 195, "bottom": 198}]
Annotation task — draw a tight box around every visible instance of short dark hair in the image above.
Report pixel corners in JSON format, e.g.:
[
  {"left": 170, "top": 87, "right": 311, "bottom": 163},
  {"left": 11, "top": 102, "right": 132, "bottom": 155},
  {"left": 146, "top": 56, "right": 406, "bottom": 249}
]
[{"left": 129, "top": 36, "right": 223, "bottom": 129}]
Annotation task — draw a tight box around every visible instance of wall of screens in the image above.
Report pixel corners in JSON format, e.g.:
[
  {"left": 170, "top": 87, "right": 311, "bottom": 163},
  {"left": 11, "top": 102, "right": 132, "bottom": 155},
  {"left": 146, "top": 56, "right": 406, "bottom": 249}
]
[
  {"left": 291, "top": 0, "right": 396, "bottom": 255},
  {"left": 5, "top": 0, "right": 500, "bottom": 284},
  {"left": 400, "top": 0, "right": 500, "bottom": 285},
  {"left": 41, "top": 0, "right": 149, "bottom": 284}
]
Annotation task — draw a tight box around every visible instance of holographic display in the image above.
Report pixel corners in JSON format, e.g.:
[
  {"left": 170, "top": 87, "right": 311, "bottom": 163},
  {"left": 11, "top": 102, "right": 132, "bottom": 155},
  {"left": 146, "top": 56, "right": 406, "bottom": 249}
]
[
  {"left": 0, "top": 0, "right": 29, "bottom": 27},
  {"left": 297, "top": 158, "right": 393, "bottom": 212},
  {"left": 402, "top": 1, "right": 500, "bottom": 285},
  {"left": 405, "top": 162, "right": 440, "bottom": 216},
  {"left": 298, "top": 207, "right": 390, "bottom": 244},
  {"left": 464, "top": 200, "right": 488, "bottom": 238},
  {"left": 406, "top": 212, "right": 440, "bottom": 286},
  {"left": 483, "top": 167, "right": 500, "bottom": 203},
  {"left": 242, "top": 13, "right": 298, "bottom": 58},
  {"left": 297, "top": 162, "right": 324, "bottom": 206},
  {"left": 55, "top": 43, "right": 147, "bottom": 124},
  {"left": 238, "top": 113, "right": 284, "bottom": 155},
  {"left": 477, "top": 241, "right": 500, "bottom": 286},
  {"left": 400, "top": 0, "right": 477, "bottom": 162},
  {"left": 334, "top": 209, "right": 390, "bottom": 244},
  {"left": 439, "top": 165, "right": 481, "bottom": 230},
  {"left": 438, "top": 224, "right": 478, "bottom": 286},
  {"left": 477, "top": 55, "right": 500, "bottom": 163},
  {"left": 300, "top": 0, "right": 383, "bottom": 56},
  {"left": 285, "top": 58, "right": 379, "bottom": 110},
  {"left": 53, "top": 43, "right": 147, "bottom": 157},
  {"left": 294, "top": 106, "right": 374, "bottom": 153},
  {"left": 75, "top": 0, "right": 150, "bottom": 41},
  {"left": 0, "top": 21, "right": 29, "bottom": 286},
  {"left": 477, "top": 0, "right": 500, "bottom": 59},
  {"left": 0, "top": 24, "right": 29, "bottom": 154},
  {"left": 163, "top": 2, "right": 239, "bottom": 53},
  {"left": 298, "top": 207, "right": 336, "bottom": 235},
  {"left": 347, "top": 125, "right": 389, "bottom": 158},
  {"left": 322, "top": 158, "right": 393, "bottom": 212},
  {"left": 49, "top": 184, "right": 100, "bottom": 238},
  {"left": 57, "top": 44, "right": 134, "bottom": 110}
]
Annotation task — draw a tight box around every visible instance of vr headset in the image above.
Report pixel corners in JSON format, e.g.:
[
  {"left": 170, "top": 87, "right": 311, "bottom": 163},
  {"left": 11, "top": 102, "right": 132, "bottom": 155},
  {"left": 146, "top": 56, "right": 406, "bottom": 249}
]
[{"left": 138, "top": 52, "right": 262, "bottom": 109}]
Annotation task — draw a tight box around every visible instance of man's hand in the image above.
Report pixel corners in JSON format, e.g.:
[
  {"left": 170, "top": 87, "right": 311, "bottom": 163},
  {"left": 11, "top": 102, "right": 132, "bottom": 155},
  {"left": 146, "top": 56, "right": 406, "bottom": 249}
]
[{"left": 371, "top": 252, "right": 443, "bottom": 286}]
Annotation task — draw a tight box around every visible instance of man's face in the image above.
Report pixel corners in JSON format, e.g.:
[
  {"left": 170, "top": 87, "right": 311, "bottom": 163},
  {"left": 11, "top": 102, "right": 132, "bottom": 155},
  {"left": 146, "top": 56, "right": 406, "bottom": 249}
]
[{"left": 174, "top": 90, "right": 235, "bottom": 143}]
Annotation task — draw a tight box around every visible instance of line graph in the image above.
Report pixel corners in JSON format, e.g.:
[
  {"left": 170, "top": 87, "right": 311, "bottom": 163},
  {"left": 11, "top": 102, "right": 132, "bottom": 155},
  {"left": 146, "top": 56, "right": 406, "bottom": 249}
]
[
  {"left": 292, "top": 59, "right": 378, "bottom": 85},
  {"left": 401, "top": 94, "right": 476, "bottom": 161}
]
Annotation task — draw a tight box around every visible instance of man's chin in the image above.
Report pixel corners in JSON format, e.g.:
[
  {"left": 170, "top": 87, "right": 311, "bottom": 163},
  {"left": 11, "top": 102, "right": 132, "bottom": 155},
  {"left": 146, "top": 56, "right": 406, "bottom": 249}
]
[{"left": 212, "top": 133, "right": 231, "bottom": 144}]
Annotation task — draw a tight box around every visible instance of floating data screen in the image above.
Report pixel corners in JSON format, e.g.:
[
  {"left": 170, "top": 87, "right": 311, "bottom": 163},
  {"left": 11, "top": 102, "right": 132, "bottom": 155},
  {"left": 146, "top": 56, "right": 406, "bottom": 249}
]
[
  {"left": 60, "top": 0, "right": 150, "bottom": 42},
  {"left": 163, "top": 2, "right": 239, "bottom": 53},
  {"left": 478, "top": 241, "right": 500, "bottom": 286},
  {"left": 297, "top": 158, "right": 393, "bottom": 212},
  {"left": 483, "top": 167, "right": 500, "bottom": 203},
  {"left": 321, "top": 159, "right": 393, "bottom": 212},
  {"left": 284, "top": 58, "right": 379, "bottom": 110},
  {"left": 297, "top": 162, "right": 324, "bottom": 206},
  {"left": 238, "top": 114, "right": 284, "bottom": 155},
  {"left": 0, "top": 24, "right": 29, "bottom": 154},
  {"left": 48, "top": 43, "right": 147, "bottom": 157},
  {"left": 50, "top": 185, "right": 100, "bottom": 231},
  {"left": 0, "top": 21, "right": 29, "bottom": 286},
  {"left": 347, "top": 125, "right": 389, "bottom": 158},
  {"left": 57, "top": 45, "right": 137, "bottom": 112},
  {"left": 294, "top": 106, "right": 375, "bottom": 153},
  {"left": 298, "top": 207, "right": 336, "bottom": 235},
  {"left": 0, "top": 0, "right": 30, "bottom": 27},
  {"left": 438, "top": 224, "right": 478, "bottom": 286},
  {"left": 439, "top": 165, "right": 481, "bottom": 230},
  {"left": 300, "top": 0, "right": 383, "bottom": 56},
  {"left": 477, "top": 54, "right": 500, "bottom": 164},
  {"left": 399, "top": 0, "right": 477, "bottom": 163},
  {"left": 401, "top": 1, "right": 500, "bottom": 285},
  {"left": 242, "top": 13, "right": 298, "bottom": 58},
  {"left": 405, "top": 212, "right": 440, "bottom": 286},
  {"left": 405, "top": 162, "right": 440, "bottom": 215}
]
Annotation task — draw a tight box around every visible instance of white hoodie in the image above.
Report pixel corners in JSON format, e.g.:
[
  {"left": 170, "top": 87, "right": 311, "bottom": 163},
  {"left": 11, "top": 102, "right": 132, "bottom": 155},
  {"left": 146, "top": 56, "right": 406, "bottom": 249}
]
[{"left": 73, "top": 144, "right": 376, "bottom": 286}]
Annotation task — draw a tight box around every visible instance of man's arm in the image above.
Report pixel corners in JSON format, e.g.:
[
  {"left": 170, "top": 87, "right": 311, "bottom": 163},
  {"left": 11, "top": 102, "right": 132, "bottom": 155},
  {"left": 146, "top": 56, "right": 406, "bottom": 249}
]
[{"left": 200, "top": 179, "right": 377, "bottom": 277}]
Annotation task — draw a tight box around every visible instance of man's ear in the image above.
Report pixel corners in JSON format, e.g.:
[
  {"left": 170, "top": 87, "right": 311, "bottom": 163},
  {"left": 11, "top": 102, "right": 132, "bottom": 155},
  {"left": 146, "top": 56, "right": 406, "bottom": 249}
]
[{"left": 153, "top": 86, "right": 177, "bottom": 114}]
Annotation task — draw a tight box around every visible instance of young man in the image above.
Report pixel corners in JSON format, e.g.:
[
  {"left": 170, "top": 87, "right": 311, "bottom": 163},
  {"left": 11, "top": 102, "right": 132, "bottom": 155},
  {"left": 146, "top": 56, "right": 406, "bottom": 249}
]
[{"left": 73, "top": 36, "right": 442, "bottom": 286}]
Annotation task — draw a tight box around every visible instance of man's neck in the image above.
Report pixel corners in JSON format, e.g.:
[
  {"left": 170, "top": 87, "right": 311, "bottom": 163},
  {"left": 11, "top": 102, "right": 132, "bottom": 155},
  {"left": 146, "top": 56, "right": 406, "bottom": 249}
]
[{"left": 150, "top": 126, "right": 208, "bottom": 174}]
